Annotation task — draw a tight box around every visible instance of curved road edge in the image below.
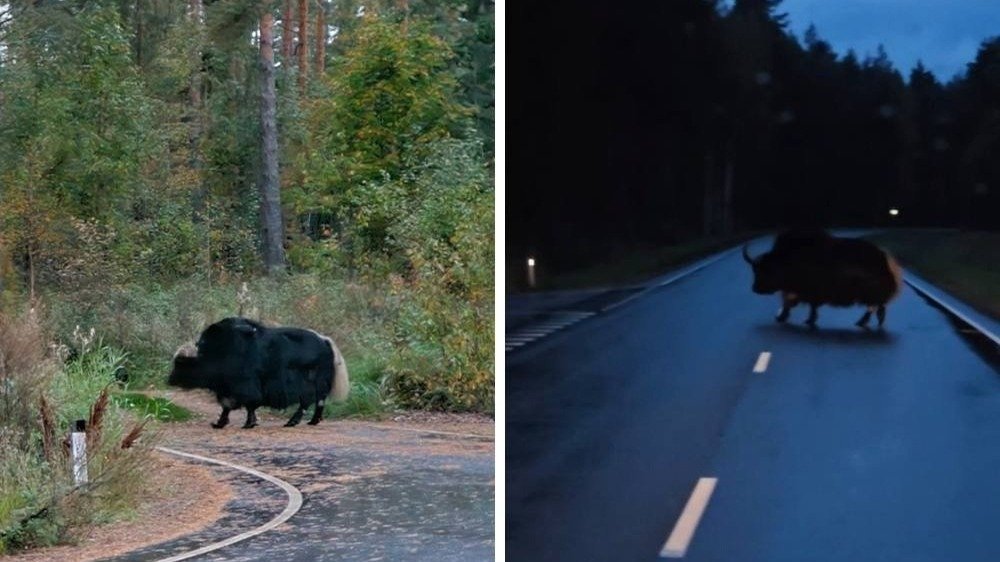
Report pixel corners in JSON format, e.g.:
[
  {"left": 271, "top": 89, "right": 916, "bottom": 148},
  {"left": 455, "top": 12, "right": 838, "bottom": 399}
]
[{"left": 152, "top": 446, "right": 304, "bottom": 562}]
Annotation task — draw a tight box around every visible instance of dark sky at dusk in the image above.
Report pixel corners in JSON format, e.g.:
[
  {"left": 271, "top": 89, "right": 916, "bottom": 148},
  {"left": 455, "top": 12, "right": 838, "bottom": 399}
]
[{"left": 778, "top": 0, "right": 1000, "bottom": 81}]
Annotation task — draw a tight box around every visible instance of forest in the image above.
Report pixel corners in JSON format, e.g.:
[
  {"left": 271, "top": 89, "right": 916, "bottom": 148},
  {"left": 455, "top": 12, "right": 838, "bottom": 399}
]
[
  {"left": 508, "top": 0, "right": 1000, "bottom": 278},
  {"left": 0, "top": 0, "right": 494, "bottom": 409},
  {"left": 0, "top": 0, "right": 493, "bottom": 548}
]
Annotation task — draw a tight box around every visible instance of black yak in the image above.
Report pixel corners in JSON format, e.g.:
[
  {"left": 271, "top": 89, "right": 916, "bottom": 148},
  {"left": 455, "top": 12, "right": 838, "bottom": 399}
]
[
  {"left": 168, "top": 317, "right": 350, "bottom": 429},
  {"left": 742, "top": 230, "right": 903, "bottom": 328}
]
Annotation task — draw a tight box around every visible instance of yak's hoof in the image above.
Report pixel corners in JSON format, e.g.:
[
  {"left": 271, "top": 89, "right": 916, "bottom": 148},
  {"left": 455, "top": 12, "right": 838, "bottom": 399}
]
[
  {"left": 241, "top": 423, "right": 258, "bottom": 429},
  {"left": 211, "top": 422, "right": 227, "bottom": 429},
  {"left": 284, "top": 421, "right": 300, "bottom": 427},
  {"left": 307, "top": 419, "right": 320, "bottom": 426}
]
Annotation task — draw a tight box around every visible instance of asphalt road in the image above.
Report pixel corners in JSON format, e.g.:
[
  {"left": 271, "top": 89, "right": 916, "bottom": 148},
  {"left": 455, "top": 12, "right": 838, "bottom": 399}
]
[
  {"left": 506, "top": 237, "right": 1000, "bottom": 562},
  {"left": 98, "top": 419, "right": 494, "bottom": 562}
]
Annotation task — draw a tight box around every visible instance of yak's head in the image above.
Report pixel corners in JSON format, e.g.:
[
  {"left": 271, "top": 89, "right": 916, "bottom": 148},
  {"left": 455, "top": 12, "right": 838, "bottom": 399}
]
[
  {"left": 742, "top": 244, "right": 782, "bottom": 295},
  {"left": 167, "top": 317, "right": 259, "bottom": 390}
]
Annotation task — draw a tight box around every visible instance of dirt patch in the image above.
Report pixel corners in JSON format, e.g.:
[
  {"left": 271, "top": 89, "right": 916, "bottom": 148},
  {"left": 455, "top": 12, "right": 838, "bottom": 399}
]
[
  {"left": 161, "top": 389, "right": 494, "bottom": 439},
  {"left": 0, "top": 453, "right": 231, "bottom": 562}
]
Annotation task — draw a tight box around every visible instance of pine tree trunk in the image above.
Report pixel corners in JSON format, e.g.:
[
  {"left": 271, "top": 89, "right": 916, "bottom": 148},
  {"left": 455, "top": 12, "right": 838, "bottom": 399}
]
[
  {"left": 297, "top": 0, "right": 308, "bottom": 94},
  {"left": 314, "top": 0, "right": 326, "bottom": 77},
  {"left": 259, "top": 10, "right": 286, "bottom": 274},
  {"left": 282, "top": 0, "right": 294, "bottom": 63},
  {"left": 189, "top": 0, "right": 206, "bottom": 218}
]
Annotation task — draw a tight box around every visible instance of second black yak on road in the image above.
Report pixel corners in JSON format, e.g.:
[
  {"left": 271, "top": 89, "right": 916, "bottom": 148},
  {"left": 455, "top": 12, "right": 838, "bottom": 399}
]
[
  {"left": 168, "top": 317, "right": 350, "bottom": 428},
  {"left": 743, "top": 230, "right": 903, "bottom": 328}
]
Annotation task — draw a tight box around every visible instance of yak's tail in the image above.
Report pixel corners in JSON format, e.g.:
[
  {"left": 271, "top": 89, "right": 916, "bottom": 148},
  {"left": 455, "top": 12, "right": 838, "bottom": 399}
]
[
  {"left": 885, "top": 251, "right": 903, "bottom": 301},
  {"left": 327, "top": 339, "right": 350, "bottom": 402}
]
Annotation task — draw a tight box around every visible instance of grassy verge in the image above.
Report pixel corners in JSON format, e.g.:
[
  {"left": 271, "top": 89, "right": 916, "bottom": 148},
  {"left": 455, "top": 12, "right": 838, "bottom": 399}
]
[
  {"left": 865, "top": 229, "right": 1000, "bottom": 320},
  {"left": 536, "top": 232, "right": 763, "bottom": 291},
  {"left": 113, "top": 393, "right": 193, "bottom": 422},
  {"left": 0, "top": 311, "right": 154, "bottom": 553}
]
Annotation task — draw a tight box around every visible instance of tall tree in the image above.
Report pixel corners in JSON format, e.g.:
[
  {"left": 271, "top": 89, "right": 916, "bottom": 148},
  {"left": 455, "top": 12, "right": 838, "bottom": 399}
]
[
  {"left": 259, "top": 6, "right": 286, "bottom": 272},
  {"left": 314, "top": 0, "right": 327, "bottom": 76},
  {"left": 297, "top": 0, "right": 308, "bottom": 93},
  {"left": 282, "top": 0, "right": 293, "bottom": 61}
]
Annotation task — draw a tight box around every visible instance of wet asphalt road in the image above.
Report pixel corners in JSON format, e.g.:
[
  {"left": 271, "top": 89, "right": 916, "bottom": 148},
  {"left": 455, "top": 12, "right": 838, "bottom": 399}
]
[
  {"left": 102, "top": 426, "right": 494, "bottom": 562},
  {"left": 506, "top": 237, "right": 1000, "bottom": 562}
]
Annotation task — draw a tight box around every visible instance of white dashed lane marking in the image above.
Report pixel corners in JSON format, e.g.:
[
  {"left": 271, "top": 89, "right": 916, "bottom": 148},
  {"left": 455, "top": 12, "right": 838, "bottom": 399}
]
[
  {"left": 753, "top": 351, "right": 772, "bottom": 373},
  {"left": 505, "top": 311, "right": 596, "bottom": 353},
  {"left": 660, "top": 477, "right": 718, "bottom": 558}
]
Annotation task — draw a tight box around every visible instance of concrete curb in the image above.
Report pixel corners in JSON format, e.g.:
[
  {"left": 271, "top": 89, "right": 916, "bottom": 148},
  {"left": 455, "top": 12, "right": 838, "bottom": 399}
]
[{"left": 153, "top": 447, "right": 303, "bottom": 562}]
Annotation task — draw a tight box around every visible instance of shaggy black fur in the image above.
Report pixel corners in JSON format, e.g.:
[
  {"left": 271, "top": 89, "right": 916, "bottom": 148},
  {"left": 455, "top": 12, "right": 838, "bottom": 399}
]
[
  {"left": 168, "top": 317, "right": 339, "bottom": 428},
  {"left": 743, "top": 230, "right": 902, "bottom": 328}
]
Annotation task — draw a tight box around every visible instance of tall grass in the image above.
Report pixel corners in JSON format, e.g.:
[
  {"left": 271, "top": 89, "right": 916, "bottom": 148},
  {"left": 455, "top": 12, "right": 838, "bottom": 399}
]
[
  {"left": 0, "top": 309, "right": 153, "bottom": 553},
  {"left": 44, "top": 272, "right": 493, "bottom": 416}
]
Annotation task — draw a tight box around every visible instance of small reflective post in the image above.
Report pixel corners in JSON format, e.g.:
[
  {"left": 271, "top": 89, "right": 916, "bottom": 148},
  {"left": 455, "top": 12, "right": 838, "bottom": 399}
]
[
  {"left": 889, "top": 208, "right": 900, "bottom": 217},
  {"left": 527, "top": 257, "right": 537, "bottom": 289},
  {"left": 71, "top": 419, "right": 88, "bottom": 486}
]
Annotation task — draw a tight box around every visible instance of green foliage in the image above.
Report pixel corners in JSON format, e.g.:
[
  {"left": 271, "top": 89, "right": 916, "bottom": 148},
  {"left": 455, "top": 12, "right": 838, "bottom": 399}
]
[
  {"left": 112, "top": 393, "right": 193, "bottom": 422},
  {"left": 49, "top": 343, "right": 128, "bottom": 427},
  {"left": 379, "top": 138, "right": 494, "bottom": 411},
  {"left": 291, "top": 14, "right": 492, "bottom": 412},
  {"left": 0, "top": 4, "right": 156, "bottom": 216},
  {"left": 299, "top": 14, "right": 471, "bottom": 252},
  {"left": 1, "top": 3, "right": 495, "bottom": 421}
]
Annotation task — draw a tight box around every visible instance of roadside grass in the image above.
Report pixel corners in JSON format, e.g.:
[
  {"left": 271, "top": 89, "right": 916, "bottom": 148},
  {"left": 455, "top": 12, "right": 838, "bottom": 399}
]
[
  {"left": 325, "top": 355, "right": 389, "bottom": 418},
  {"left": 42, "top": 266, "right": 492, "bottom": 415},
  {"left": 865, "top": 229, "right": 1000, "bottom": 319},
  {"left": 113, "top": 393, "right": 193, "bottom": 422},
  {"left": 533, "top": 232, "right": 763, "bottom": 291},
  {"left": 0, "top": 311, "right": 154, "bottom": 553}
]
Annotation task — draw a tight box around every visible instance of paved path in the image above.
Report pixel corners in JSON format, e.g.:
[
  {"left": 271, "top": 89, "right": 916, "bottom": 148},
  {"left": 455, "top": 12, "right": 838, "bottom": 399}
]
[{"left": 103, "top": 418, "right": 493, "bottom": 562}]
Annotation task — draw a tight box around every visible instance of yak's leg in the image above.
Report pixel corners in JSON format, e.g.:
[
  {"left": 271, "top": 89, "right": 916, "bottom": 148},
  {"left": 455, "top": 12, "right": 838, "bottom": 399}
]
[
  {"left": 876, "top": 305, "right": 887, "bottom": 327},
  {"left": 805, "top": 303, "right": 819, "bottom": 327},
  {"left": 242, "top": 407, "right": 259, "bottom": 429},
  {"left": 776, "top": 292, "right": 798, "bottom": 323},
  {"left": 856, "top": 306, "right": 875, "bottom": 328},
  {"left": 285, "top": 401, "right": 307, "bottom": 427},
  {"left": 211, "top": 407, "right": 231, "bottom": 429},
  {"left": 307, "top": 399, "right": 326, "bottom": 426}
]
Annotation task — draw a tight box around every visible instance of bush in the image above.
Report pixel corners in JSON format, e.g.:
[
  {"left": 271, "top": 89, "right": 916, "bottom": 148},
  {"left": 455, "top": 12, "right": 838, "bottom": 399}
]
[{"left": 381, "top": 138, "right": 494, "bottom": 412}]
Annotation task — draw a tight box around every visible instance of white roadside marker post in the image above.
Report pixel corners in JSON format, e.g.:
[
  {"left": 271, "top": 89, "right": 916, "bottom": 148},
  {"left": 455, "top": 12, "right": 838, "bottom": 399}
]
[{"left": 70, "top": 419, "right": 88, "bottom": 486}]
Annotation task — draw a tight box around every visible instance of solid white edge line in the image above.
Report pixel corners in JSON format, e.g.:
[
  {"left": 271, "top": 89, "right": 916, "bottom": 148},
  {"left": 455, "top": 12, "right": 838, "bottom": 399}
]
[
  {"left": 904, "top": 276, "right": 1000, "bottom": 348},
  {"left": 753, "top": 351, "right": 772, "bottom": 373},
  {"left": 504, "top": 336, "right": 538, "bottom": 343},
  {"left": 660, "top": 477, "right": 718, "bottom": 559},
  {"left": 154, "top": 447, "right": 303, "bottom": 562}
]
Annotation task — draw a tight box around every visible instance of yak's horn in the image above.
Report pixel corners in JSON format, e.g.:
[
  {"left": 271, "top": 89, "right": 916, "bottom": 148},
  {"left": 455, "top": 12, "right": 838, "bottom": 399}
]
[{"left": 742, "top": 243, "right": 756, "bottom": 264}]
